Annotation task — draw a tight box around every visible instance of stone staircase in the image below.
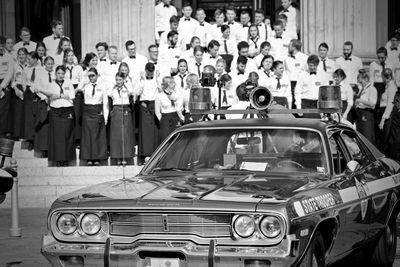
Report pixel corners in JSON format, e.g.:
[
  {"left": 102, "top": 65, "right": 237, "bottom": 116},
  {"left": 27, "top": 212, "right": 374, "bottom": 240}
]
[{"left": 1, "top": 142, "right": 142, "bottom": 208}]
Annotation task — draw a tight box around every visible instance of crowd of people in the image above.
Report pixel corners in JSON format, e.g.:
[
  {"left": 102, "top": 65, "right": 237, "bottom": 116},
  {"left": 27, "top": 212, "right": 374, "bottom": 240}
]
[{"left": 0, "top": 0, "right": 400, "bottom": 167}]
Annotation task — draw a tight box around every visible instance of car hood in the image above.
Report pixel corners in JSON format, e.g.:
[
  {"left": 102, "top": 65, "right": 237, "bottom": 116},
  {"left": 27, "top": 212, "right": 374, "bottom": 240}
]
[{"left": 52, "top": 171, "right": 324, "bottom": 211}]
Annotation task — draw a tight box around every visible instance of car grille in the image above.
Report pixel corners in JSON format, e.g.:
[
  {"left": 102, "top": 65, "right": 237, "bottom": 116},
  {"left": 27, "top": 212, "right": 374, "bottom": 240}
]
[{"left": 108, "top": 213, "right": 232, "bottom": 238}]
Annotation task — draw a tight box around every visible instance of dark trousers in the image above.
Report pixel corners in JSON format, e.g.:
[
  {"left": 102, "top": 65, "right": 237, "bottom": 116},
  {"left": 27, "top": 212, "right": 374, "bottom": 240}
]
[
  {"left": 290, "top": 81, "right": 297, "bottom": 109},
  {"left": 356, "top": 108, "right": 375, "bottom": 145},
  {"left": 159, "top": 112, "right": 180, "bottom": 145},
  {"left": 274, "top": 97, "right": 288, "bottom": 108},
  {"left": 138, "top": 101, "right": 159, "bottom": 158},
  {"left": 0, "top": 80, "right": 13, "bottom": 135}
]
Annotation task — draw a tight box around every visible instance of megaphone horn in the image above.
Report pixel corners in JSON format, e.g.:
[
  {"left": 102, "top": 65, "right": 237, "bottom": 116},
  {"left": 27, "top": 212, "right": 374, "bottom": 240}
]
[{"left": 249, "top": 86, "right": 273, "bottom": 110}]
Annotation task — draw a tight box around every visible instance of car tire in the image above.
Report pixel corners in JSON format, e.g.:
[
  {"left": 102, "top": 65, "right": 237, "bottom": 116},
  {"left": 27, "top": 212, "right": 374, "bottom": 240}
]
[
  {"left": 299, "top": 231, "right": 325, "bottom": 267},
  {"left": 370, "top": 218, "right": 397, "bottom": 267}
]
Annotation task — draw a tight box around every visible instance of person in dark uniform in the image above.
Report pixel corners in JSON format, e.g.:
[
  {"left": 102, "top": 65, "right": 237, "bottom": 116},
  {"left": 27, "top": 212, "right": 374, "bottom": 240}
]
[
  {"left": 38, "top": 65, "right": 76, "bottom": 166},
  {"left": 355, "top": 69, "right": 377, "bottom": 145},
  {"left": 383, "top": 92, "right": 400, "bottom": 161},
  {"left": 155, "top": 76, "right": 184, "bottom": 144},
  {"left": 0, "top": 36, "right": 14, "bottom": 138},
  {"left": 107, "top": 71, "right": 135, "bottom": 165},
  {"left": 22, "top": 51, "right": 42, "bottom": 150},
  {"left": 32, "top": 56, "right": 55, "bottom": 157},
  {"left": 80, "top": 68, "right": 108, "bottom": 166},
  {"left": 10, "top": 47, "right": 28, "bottom": 140},
  {"left": 135, "top": 62, "right": 160, "bottom": 165}
]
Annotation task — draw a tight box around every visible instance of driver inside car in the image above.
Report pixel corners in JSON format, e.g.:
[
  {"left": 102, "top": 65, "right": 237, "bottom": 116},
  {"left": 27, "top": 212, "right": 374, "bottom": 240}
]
[{"left": 286, "top": 131, "right": 321, "bottom": 154}]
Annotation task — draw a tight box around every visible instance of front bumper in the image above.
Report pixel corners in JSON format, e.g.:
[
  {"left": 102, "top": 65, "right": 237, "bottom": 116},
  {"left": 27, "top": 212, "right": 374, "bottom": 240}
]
[{"left": 42, "top": 234, "right": 300, "bottom": 267}]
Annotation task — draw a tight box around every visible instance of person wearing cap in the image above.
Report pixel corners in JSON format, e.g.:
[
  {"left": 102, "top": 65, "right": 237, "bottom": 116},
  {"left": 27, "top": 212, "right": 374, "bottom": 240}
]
[{"left": 135, "top": 62, "right": 161, "bottom": 165}]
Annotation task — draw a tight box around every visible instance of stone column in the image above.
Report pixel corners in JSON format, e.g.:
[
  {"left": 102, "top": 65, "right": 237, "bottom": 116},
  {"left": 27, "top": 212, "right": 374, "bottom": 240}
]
[
  {"left": 0, "top": 0, "right": 16, "bottom": 40},
  {"left": 301, "top": 0, "right": 378, "bottom": 59},
  {"left": 80, "top": 0, "right": 155, "bottom": 58}
]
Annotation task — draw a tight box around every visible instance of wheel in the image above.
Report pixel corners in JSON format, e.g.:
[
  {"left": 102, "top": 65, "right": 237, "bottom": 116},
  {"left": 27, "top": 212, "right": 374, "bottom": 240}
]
[
  {"left": 370, "top": 217, "right": 397, "bottom": 267},
  {"left": 277, "top": 160, "right": 305, "bottom": 169},
  {"left": 299, "top": 231, "right": 325, "bottom": 267}
]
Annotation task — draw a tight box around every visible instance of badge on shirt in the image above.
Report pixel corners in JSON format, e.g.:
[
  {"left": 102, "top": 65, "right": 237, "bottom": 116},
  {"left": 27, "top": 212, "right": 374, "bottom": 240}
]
[
  {"left": 67, "top": 113, "right": 73, "bottom": 119},
  {"left": 295, "top": 63, "right": 301, "bottom": 67},
  {"left": 64, "top": 86, "right": 70, "bottom": 91},
  {"left": 283, "top": 44, "right": 289, "bottom": 48},
  {"left": 1, "top": 62, "right": 8, "bottom": 66},
  {"left": 96, "top": 88, "right": 102, "bottom": 92},
  {"left": 326, "top": 66, "right": 332, "bottom": 70},
  {"left": 315, "top": 82, "right": 321, "bottom": 86},
  {"left": 282, "top": 84, "right": 288, "bottom": 88}
]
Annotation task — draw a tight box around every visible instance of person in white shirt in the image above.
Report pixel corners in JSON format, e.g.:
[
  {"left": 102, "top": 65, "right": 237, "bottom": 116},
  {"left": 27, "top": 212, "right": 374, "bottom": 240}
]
[
  {"left": 336, "top": 41, "right": 363, "bottom": 87},
  {"left": 254, "top": 9, "right": 267, "bottom": 41},
  {"left": 230, "top": 55, "right": 250, "bottom": 92},
  {"left": 254, "top": 41, "right": 271, "bottom": 68},
  {"left": 158, "top": 30, "right": 183, "bottom": 78},
  {"left": 174, "top": 59, "right": 189, "bottom": 92},
  {"left": 155, "top": 0, "right": 177, "bottom": 42},
  {"left": 42, "top": 20, "right": 71, "bottom": 58},
  {"left": 355, "top": 69, "right": 377, "bottom": 144},
  {"left": 5, "top": 37, "right": 15, "bottom": 61},
  {"left": 209, "top": 9, "right": 225, "bottom": 42},
  {"left": 267, "top": 60, "right": 292, "bottom": 108},
  {"left": 188, "top": 46, "right": 206, "bottom": 79},
  {"left": 195, "top": 8, "right": 211, "bottom": 49},
  {"left": 277, "top": 14, "right": 298, "bottom": 42},
  {"left": 159, "top": 15, "right": 185, "bottom": 50},
  {"left": 35, "top": 42, "right": 47, "bottom": 66},
  {"left": 295, "top": 55, "right": 330, "bottom": 117},
  {"left": 215, "top": 58, "right": 227, "bottom": 79},
  {"left": 218, "top": 25, "right": 236, "bottom": 72},
  {"left": 155, "top": 76, "right": 184, "bottom": 143},
  {"left": 236, "top": 11, "right": 252, "bottom": 43},
  {"left": 181, "top": 36, "right": 200, "bottom": 62},
  {"left": 178, "top": 3, "right": 199, "bottom": 49},
  {"left": 148, "top": 44, "right": 159, "bottom": 65},
  {"left": 203, "top": 40, "right": 221, "bottom": 67},
  {"left": 231, "top": 41, "right": 258, "bottom": 74},
  {"left": 53, "top": 37, "right": 72, "bottom": 67},
  {"left": 269, "top": 21, "right": 289, "bottom": 61},
  {"left": 332, "top": 69, "right": 354, "bottom": 120},
  {"left": 95, "top": 42, "right": 109, "bottom": 78},
  {"left": 248, "top": 24, "right": 263, "bottom": 58},
  {"left": 80, "top": 67, "right": 109, "bottom": 165},
  {"left": 63, "top": 48, "right": 84, "bottom": 90},
  {"left": 264, "top": 16, "right": 274, "bottom": 40},
  {"left": 117, "top": 62, "right": 136, "bottom": 96},
  {"left": 181, "top": 73, "right": 200, "bottom": 123},
  {"left": 122, "top": 40, "right": 148, "bottom": 81},
  {"left": 225, "top": 6, "right": 241, "bottom": 42},
  {"left": 317, "top": 42, "right": 337, "bottom": 83},
  {"left": 13, "top": 27, "right": 37, "bottom": 56},
  {"left": 38, "top": 65, "right": 75, "bottom": 166},
  {"left": 393, "top": 53, "right": 400, "bottom": 89},
  {"left": 257, "top": 54, "right": 274, "bottom": 87},
  {"left": 100, "top": 45, "right": 120, "bottom": 86},
  {"left": 386, "top": 32, "right": 400, "bottom": 67},
  {"left": 108, "top": 71, "right": 135, "bottom": 165},
  {"left": 215, "top": 73, "right": 238, "bottom": 111},
  {"left": 279, "top": 0, "right": 297, "bottom": 36}
]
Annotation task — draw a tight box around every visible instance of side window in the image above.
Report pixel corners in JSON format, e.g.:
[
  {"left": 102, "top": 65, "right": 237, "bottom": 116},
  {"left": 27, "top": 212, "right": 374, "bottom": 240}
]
[
  {"left": 340, "top": 132, "right": 371, "bottom": 167},
  {"left": 329, "top": 137, "right": 346, "bottom": 174}
]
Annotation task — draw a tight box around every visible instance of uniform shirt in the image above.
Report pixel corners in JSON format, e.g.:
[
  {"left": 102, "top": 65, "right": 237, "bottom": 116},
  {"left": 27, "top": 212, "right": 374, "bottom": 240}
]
[
  {"left": 195, "top": 20, "right": 212, "bottom": 47},
  {"left": 336, "top": 55, "right": 363, "bottom": 85},
  {"left": 317, "top": 57, "right": 337, "bottom": 81},
  {"left": 218, "top": 37, "right": 237, "bottom": 56},
  {"left": 236, "top": 23, "right": 251, "bottom": 42},
  {"left": 380, "top": 81, "right": 397, "bottom": 119},
  {"left": 254, "top": 53, "right": 269, "bottom": 69},
  {"left": 338, "top": 81, "right": 354, "bottom": 103},
  {"left": 257, "top": 68, "right": 274, "bottom": 87},
  {"left": 34, "top": 68, "right": 54, "bottom": 100},
  {"left": 136, "top": 76, "right": 160, "bottom": 101},
  {"left": 173, "top": 72, "right": 188, "bottom": 92},
  {"left": 230, "top": 71, "right": 249, "bottom": 93},
  {"left": 46, "top": 80, "right": 75, "bottom": 108},
  {"left": 155, "top": 90, "right": 183, "bottom": 116},
  {"left": 266, "top": 72, "right": 292, "bottom": 106},
  {"left": 369, "top": 60, "right": 393, "bottom": 84},
  {"left": 98, "top": 60, "right": 120, "bottom": 85},
  {"left": 121, "top": 53, "right": 148, "bottom": 80},
  {"left": 269, "top": 36, "right": 289, "bottom": 61},
  {"left": 356, "top": 83, "right": 377, "bottom": 109},
  {"left": 53, "top": 52, "right": 65, "bottom": 67},
  {"left": 279, "top": 5, "right": 297, "bottom": 34},
  {"left": 230, "top": 56, "right": 258, "bottom": 74},
  {"left": 226, "top": 100, "right": 251, "bottom": 119},
  {"left": 178, "top": 17, "right": 199, "bottom": 45},
  {"left": 284, "top": 52, "right": 308, "bottom": 81},
  {"left": 209, "top": 24, "right": 223, "bottom": 42},
  {"left": 180, "top": 48, "right": 195, "bottom": 62},
  {"left": 188, "top": 60, "right": 205, "bottom": 78},
  {"left": 295, "top": 71, "right": 330, "bottom": 107},
  {"left": 11, "top": 62, "right": 27, "bottom": 86},
  {"left": 256, "top": 22, "right": 267, "bottom": 41},
  {"left": 43, "top": 35, "right": 72, "bottom": 57},
  {"left": 96, "top": 57, "right": 110, "bottom": 78},
  {"left": 155, "top": 2, "right": 177, "bottom": 34},
  {"left": 0, "top": 53, "right": 14, "bottom": 88},
  {"left": 159, "top": 31, "right": 185, "bottom": 50},
  {"left": 158, "top": 45, "right": 182, "bottom": 78},
  {"left": 23, "top": 64, "right": 43, "bottom": 89},
  {"left": 107, "top": 84, "right": 134, "bottom": 106},
  {"left": 213, "top": 87, "right": 238, "bottom": 107},
  {"left": 248, "top": 37, "right": 263, "bottom": 57},
  {"left": 203, "top": 53, "right": 222, "bottom": 67},
  {"left": 386, "top": 42, "right": 400, "bottom": 67},
  {"left": 224, "top": 21, "right": 241, "bottom": 43},
  {"left": 13, "top": 41, "right": 37, "bottom": 55},
  {"left": 393, "top": 62, "right": 400, "bottom": 87},
  {"left": 64, "top": 64, "right": 84, "bottom": 86},
  {"left": 282, "top": 28, "right": 298, "bottom": 42}
]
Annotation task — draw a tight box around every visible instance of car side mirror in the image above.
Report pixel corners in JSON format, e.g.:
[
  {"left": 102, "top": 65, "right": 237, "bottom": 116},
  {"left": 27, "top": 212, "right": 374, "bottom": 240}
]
[{"left": 346, "top": 160, "right": 360, "bottom": 173}]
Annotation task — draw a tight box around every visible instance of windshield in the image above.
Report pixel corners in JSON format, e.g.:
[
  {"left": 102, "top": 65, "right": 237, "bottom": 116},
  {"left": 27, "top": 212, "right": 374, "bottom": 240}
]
[{"left": 143, "top": 128, "right": 328, "bottom": 175}]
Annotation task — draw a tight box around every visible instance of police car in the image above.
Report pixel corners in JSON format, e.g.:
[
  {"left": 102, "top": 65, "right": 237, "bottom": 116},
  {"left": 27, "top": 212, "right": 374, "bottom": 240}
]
[{"left": 42, "top": 86, "right": 400, "bottom": 267}]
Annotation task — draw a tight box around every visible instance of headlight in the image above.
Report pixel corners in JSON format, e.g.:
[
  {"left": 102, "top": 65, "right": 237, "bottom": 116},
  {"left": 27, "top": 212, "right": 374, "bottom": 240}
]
[
  {"left": 233, "top": 215, "right": 255, "bottom": 238},
  {"left": 259, "top": 216, "right": 281, "bottom": 238},
  {"left": 57, "top": 214, "right": 77, "bottom": 235},
  {"left": 80, "top": 213, "right": 101, "bottom": 235}
]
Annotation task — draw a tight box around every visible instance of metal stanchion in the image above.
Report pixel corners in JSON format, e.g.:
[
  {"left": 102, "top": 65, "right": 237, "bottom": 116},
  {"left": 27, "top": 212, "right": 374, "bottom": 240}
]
[{"left": 9, "top": 159, "right": 21, "bottom": 237}]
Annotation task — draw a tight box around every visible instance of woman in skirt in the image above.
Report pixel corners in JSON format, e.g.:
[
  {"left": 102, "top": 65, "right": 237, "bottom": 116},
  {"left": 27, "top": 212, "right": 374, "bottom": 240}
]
[
  {"left": 80, "top": 68, "right": 108, "bottom": 166},
  {"left": 155, "top": 76, "right": 184, "bottom": 144},
  {"left": 38, "top": 65, "right": 75, "bottom": 166},
  {"left": 108, "top": 71, "right": 135, "bottom": 165},
  {"left": 22, "top": 51, "right": 43, "bottom": 150},
  {"left": 32, "top": 56, "right": 55, "bottom": 157},
  {"left": 332, "top": 69, "right": 354, "bottom": 120},
  {"left": 11, "top": 47, "right": 28, "bottom": 140}
]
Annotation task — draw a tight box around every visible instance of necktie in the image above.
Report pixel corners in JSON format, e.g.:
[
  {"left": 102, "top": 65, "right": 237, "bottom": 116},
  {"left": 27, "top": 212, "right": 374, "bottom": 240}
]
[
  {"left": 322, "top": 59, "right": 327, "bottom": 72},
  {"left": 196, "top": 63, "right": 201, "bottom": 78},
  {"left": 391, "top": 47, "right": 398, "bottom": 51},
  {"left": 184, "top": 18, "right": 190, "bottom": 21},
  {"left": 67, "top": 66, "right": 73, "bottom": 79},
  {"left": 99, "top": 58, "right": 106, "bottom": 62},
  {"left": 276, "top": 78, "right": 281, "bottom": 89},
  {"left": 57, "top": 81, "right": 64, "bottom": 94},
  {"left": 345, "top": 57, "right": 352, "bottom": 61},
  {"left": 276, "top": 36, "right": 282, "bottom": 39},
  {"left": 53, "top": 36, "right": 60, "bottom": 40},
  {"left": 48, "top": 72, "right": 52, "bottom": 83},
  {"left": 146, "top": 76, "right": 153, "bottom": 80},
  {"left": 228, "top": 22, "right": 234, "bottom": 25},
  {"left": 200, "top": 23, "right": 204, "bottom": 26},
  {"left": 224, "top": 40, "right": 228, "bottom": 54},
  {"left": 30, "top": 67, "right": 36, "bottom": 82},
  {"left": 217, "top": 25, "right": 221, "bottom": 28},
  {"left": 222, "top": 90, "right": 227, "bottom": 104},
  {"left": 110, "top": 61, "right": 117, "bottom": 65},
  {"left": 23, "top": 42, "right": 29, "bottom": 46},
  {"left": 168, "top": 45, "right": 175, "bottom": 49},
  {"left": 283, "top": 9, "right": 289, "bottom": 13},
  {"left": 264, "top": 71, "right": 270, "bottom": 77},
  {"left": 92, "top": 84, "right": 97, "bottom": 96},
  {"left": 310, "top": 71, "right": 317, "bottom": 75},
  {"left": 164, "top": 4, "right": 169, "bottom": 8},
  {"left": 251, "top": 39, "right": 258, "bottom": 49},
  {"left": 179, "top": 74, "right": 185, "bottom": 88},
  {"left": 381, "top": 61, "right": 386, "bottom": 70},
  {"left": 238, "top": 71, "right": 244, "bottom": 75},
  {"left": 129, "top": 55, "right": 136, "bottom": 59},
  {"left": 243, "top": 24, "right": 249, "bottom": 28}
]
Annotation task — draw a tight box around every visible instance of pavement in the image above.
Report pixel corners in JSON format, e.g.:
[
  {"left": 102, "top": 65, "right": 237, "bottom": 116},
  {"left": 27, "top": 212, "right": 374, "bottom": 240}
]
[{"left": 1, "top": 208, "right": 400, "bottom": 267}]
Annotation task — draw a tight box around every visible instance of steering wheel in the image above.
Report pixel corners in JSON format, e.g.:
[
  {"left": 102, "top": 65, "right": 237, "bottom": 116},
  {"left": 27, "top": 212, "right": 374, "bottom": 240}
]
[{"left": 276, "top": 160, "right": 305, "bottom": 169}]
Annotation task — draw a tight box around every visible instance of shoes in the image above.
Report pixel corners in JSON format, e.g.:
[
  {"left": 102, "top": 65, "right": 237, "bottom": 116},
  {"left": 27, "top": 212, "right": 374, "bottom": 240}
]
[
  {"left": 87, "top": 161, "right": 93, "bottom": 166},
  {"left": 93, "top": 161, "right": 100, "bottom": 166}
]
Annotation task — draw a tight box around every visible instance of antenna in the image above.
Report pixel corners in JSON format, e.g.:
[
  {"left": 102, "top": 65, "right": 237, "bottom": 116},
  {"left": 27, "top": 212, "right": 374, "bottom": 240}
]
[{"left": 121, "top": 98, "right": 126, "bottom": 180}]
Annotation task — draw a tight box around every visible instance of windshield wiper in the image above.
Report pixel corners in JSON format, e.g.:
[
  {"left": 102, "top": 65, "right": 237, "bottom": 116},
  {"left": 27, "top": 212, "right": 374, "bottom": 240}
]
[{"left": 151, "top": 167, "right": 192, "bottom": 174}]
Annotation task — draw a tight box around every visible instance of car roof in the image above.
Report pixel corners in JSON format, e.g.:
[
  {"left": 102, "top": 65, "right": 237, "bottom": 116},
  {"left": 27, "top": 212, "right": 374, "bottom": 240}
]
[{"left": 178, "top": 118, "right": 353, "bottom": 133}]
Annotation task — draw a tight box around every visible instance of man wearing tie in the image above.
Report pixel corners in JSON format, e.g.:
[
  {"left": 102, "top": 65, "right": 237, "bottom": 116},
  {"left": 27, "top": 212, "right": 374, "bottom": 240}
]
[
  {"left": 279, "top": 0, "right": 297, "bottom": 37},
  {"left": 386, "top": 32, "right": 400, "bottom": 67},
  {"left": 317, "top": 42, "right": 337, "bottom": 84},
  {"left": 122, "top": 40, "right": 148, "bottom": 80},
  {"left": 95, "top": 42, "right": 110, "bottom": 78},
  {"left": 236, "top": 11, "right": 252, "bottom": 42},
  {"left": 43, "top": 20, "right": 71, "bottom": 58},
  {"left": 13, "top": 27, "right": 37, "bottom": 55},
  {"left": 336, "top": 41, "right": 363, "bottom": 89}
]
